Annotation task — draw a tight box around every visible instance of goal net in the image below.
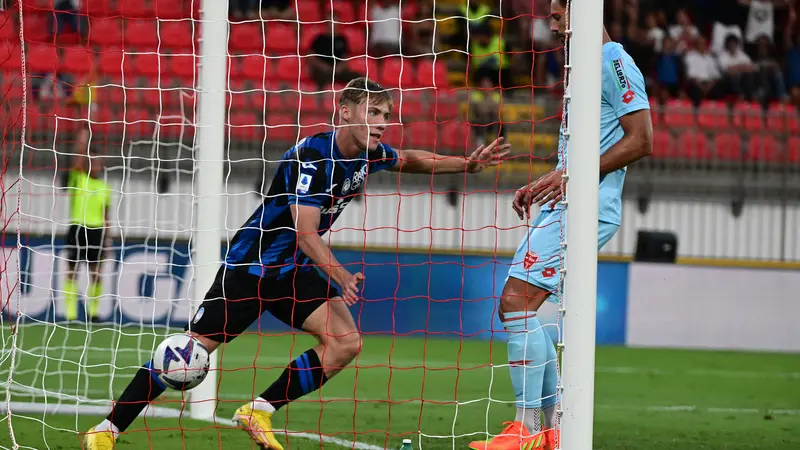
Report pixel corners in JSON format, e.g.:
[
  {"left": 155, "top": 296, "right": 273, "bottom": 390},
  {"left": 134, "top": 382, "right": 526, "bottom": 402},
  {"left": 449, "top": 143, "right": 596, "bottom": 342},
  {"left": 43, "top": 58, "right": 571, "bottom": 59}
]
[{"left": 1, "top": 0, "right": 570, "bottom": 448}]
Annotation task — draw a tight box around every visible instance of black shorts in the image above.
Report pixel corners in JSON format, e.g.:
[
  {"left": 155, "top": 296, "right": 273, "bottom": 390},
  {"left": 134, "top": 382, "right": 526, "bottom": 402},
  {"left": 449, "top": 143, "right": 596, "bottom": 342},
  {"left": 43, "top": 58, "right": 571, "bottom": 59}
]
[
  {"left": 186, "top": 267, "right": 341, "bottom": 343},
  {"left": 65, "top": 224, "right": 105, "bottom": 264}
]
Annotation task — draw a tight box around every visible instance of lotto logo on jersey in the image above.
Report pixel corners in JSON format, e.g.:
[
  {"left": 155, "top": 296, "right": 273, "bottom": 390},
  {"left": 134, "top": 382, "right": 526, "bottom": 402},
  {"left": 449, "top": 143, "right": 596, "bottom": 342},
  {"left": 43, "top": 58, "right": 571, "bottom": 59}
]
[
  {"left": 296, "top": 173, "right": 313, "bottom": 194},
  {"left": 611, "top": 59, "right": 629, "bottom": 91},
  {"left": 541, "top": 267, "right": 557, "bottom": 278},
  {"left": 523, "top": 251, "right": 538, "bottom": 270},
  {"left": 622, "top": 90, "right": 635, "bottom": 104}
]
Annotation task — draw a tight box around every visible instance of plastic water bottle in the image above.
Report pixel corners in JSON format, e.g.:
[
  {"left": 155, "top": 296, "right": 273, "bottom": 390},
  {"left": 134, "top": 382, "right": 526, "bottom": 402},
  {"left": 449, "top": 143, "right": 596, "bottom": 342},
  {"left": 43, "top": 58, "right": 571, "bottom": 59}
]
[{"left": 399, "top": 438, "right": 413, "bottom": 450}]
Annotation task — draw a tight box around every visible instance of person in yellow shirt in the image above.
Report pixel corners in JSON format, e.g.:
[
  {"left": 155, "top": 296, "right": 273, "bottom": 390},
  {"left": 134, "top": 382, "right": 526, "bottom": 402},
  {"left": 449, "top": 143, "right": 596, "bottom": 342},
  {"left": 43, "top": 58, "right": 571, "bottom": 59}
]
[{"left": 64, "top": 126, "right": 111, "bottom": 322}]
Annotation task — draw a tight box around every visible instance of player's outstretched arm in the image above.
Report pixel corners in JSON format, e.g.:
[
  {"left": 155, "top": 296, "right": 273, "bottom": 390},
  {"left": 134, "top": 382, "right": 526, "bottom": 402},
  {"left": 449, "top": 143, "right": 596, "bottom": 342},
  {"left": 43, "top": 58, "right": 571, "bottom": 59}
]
[
  {"left": 598, "top": 109, "right": 653, "bottom": 174},
  {"left": 389, "top": 137, "right": 510, "bottom": 174},
  {"left": 290, "top": 204, "right": 364, "bottom": 304}
]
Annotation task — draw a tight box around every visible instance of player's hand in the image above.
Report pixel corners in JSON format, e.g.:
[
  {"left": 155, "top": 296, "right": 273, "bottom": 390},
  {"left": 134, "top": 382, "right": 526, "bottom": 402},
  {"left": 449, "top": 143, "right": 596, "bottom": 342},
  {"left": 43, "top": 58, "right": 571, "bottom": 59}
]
[
  {"left": 530, "top": 169, "right": 565, "bottom": 209},
  {"left": 512, "top": 183, "right": 535, "bottom": 220},
  {"left": 465, "top": 137, "right": 511, "bottom": 173},
  {"left": 340, "top": 272, "right": 365, "bottom": 306}
]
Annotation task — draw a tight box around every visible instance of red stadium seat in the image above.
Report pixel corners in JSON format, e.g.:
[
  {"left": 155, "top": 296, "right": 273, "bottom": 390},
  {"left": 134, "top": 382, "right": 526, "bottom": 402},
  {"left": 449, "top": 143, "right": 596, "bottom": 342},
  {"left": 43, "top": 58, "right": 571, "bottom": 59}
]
[
  {"left": 142, "top": 87, "right": 184, "bottom": 109},
  {"left": 300, "top": 113, "right": 332, "bottom": 136},
  {"left": 160, "top": 21, "right": 194, "bottom": 51},
  {"left": 651, "top": 129, "right": 675, "bottom": 159},
  {"left": 240, "top": 55, "right": 272, "bottom": 81},
  {"left": 340, "top": 25, "right": 367, "bottom": 56},
  {"left": 433, "top": 92, "right": 461, "bottom": 122},
  {"left": 0, "top": 41, "right": 23, "bottom": 72},
  {"left": 440, "top": 121, "right": 472, "bottom": 152},
  {"left": 229, "top": 23, "right": 264, "bottom": 52},
  {"left": 416, "top": 59, "right": 449, "bottom": 89},
  {"left": 296, "top": 0, "right": 322, "bottom": 22},
  {"left": 228, "top": 91, "right": 252, "bottom": 111},
  {"left": 649, "top": 100, "right": 661, "bottom": 127},
  {"left": 662, "top": 98, "right": 695, "bottom": 128},
  {"left": 169, "top": 54, "right": 195, "bottom": 80},
  {"left": 266, "top": 114, "right": 298, "bottom": 142},
  {"left": 88, "top": 18, "right": 123, "bottom": 48},
  {"left": 95, "top": 83, "right": 127, "bottom": 106},
  {"left": 265, "top": 24, "right": 298, "bottom": 55},
  {"left": 324, "top": 2, "right": 356, "bottom": 22},
  {"left": 118, "top": 2, "right": 152, "bottom": 19},
  {"left": 396, "top": 94, "right": 424, "bottom": 122},
  {"left": 125, "top": 107, "right": 155, "bottom": 139},
  {"left": 677, "top": 130, "right": 711, "bottom": 160},
  {"left": 381, "top": 122, "right": 404, "bottom": 148},
  {"left": 98, "top": 50, "right": 124, "bottom": 75},
  {"left": 125, "top": 20, "right": 159, "bottom": 49},
  {"left": 732, "top": 101, "right": 764, "bottom": 132},
  {"left": 746, "top": 134, "right": 781, "bottom": 162},
  {"left": 275, "top": 56, "right": 306, "bottom": 81},
  {"left": 81, "top": 0, "right": 117, "bottom": 17},
  {"left": 60, "top": 46, "right": 93, "bottom": 75},
  {"left": 127, "top": 53, "right": 161, "bottom": 77},
  {"left": 404, "top": 122, "right": 436, "bottom": 148},
  {"left": 27, "top": 44, "right": 58, "bottom": 72},
  {"left": 789, "top": 137, "right": 800, "bottom": 163},
  {"left": 713, "top": 133, "right": 742, "bottom": 161},
  {"left": 696, "top": 100, "right": 730, "bottom": 129},
  {"left": 21, "top": 13, "right": 50, "bottom": 44},
  {"left": 380, "top": 57, "right": 414, "bottom": 88},
  {"left": 766, "top": 103, "right": 800, "bottom": 133},
  {"left": 0, "top": 11, "right": 16, "bottom": 41},
  {"left": 229, "top": 111, "right": 260, "bottom": 140},
  {"left": 299, "top": 23, "right": 326, "bottom": 53},
  {"left": 155, "top": 0, "right": 186, "bottom": 20},
  {"left": 347, "top": 55, "right": 380, "bottom": 77}
]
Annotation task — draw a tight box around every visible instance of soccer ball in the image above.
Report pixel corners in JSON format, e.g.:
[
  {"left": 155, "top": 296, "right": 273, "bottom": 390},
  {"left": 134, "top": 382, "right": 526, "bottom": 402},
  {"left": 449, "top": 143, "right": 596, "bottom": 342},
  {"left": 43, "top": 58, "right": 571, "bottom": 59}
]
[{"left": 152, "top": 334, "right": 210, "bottom": 391}]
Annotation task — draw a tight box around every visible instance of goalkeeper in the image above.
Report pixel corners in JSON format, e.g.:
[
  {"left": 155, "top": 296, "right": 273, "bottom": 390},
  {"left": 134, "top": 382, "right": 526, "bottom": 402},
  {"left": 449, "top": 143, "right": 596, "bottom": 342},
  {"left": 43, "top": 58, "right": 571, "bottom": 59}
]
[
  {"left": 468, "top": 1, "right": 653, "bottom": 449},
  {"left": 85, "top": 77, "right": 510, "bottom": 450}
]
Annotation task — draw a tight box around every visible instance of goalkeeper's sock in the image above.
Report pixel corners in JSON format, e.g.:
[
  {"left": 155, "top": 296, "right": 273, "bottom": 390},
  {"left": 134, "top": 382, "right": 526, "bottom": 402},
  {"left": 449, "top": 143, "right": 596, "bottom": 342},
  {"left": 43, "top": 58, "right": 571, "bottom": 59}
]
[
  {"left": 541, "top": 328, "right": 559, "bottom": 430},
  {"left": 64, "top": 278, "right": 78, "bottom": 321},
  {"left": 87, "top": 280, "right": 102, "bottom": 318},
  {"left": 505, "top": 311, "right": 547, "bottom": 433},
  {"left": 106, "top": 360, "right": 167, "bottom": 432},
  {"left": 94, "top": 419, "right": 120, "bottom": 437},
  {"left": 260, "top": 348, "right": 328, "bottom": 410}
]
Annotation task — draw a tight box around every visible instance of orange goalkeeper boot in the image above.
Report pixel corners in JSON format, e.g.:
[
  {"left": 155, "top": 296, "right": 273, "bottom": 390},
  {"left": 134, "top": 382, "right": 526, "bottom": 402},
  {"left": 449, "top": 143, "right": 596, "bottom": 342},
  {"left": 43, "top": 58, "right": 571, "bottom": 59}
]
[
  {"left": 543, "top": 428, "right": 560, "bottom": 450},
  {"left": 467, "top": 421, "right": 548, "bottom": 450}
]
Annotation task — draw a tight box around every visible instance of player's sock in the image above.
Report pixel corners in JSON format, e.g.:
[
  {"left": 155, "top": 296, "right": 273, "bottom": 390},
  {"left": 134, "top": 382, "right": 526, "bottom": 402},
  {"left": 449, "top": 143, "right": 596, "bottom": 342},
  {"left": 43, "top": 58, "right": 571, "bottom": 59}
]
[
  {"left": 541, "top": 329, "right": 559, "bottom": 430},
  {"left": 87, "top": 280, "right": 102, "bottom": 318},
  {"left": 106, "top": 360, "right": 167, "bottom": 432},
  {"left": 505, "top": 311, "right": 547, "bottom": 433},
  {"left": 260, "top": 348, "right": 328, "bottom": 410},
  {"left": 94, "top": 418, "right": 120, "bottom": 437},
  {"left": 64, "top": 278, "right": 78, "bottom": 321}
]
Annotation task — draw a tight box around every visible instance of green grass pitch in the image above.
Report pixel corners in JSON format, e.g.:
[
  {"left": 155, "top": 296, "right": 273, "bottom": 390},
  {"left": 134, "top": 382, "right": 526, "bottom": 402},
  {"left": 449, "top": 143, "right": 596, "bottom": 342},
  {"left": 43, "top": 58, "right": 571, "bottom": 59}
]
[{"left": 2, "top": 324, "right": 799, "bottom": 449}]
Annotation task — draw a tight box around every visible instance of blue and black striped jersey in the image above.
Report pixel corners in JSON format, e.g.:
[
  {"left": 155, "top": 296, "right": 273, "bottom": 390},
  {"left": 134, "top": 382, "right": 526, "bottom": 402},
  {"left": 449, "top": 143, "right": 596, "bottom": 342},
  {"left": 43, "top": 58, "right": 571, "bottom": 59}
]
[{"left": 224, "top": 132, "right": 399, "bottom": 278}]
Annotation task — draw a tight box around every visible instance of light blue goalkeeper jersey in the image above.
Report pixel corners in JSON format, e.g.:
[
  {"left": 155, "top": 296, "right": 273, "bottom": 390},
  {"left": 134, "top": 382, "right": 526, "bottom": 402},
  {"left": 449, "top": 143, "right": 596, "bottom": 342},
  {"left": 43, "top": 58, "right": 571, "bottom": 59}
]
[{"left": 543, "top": 41, "right": 650, "bottom": 225}]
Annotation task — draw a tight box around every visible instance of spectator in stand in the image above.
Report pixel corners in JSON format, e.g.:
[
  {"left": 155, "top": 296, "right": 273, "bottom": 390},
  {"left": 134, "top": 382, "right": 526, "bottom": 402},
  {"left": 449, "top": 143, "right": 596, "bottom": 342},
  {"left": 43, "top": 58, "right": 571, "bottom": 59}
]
[
  {"left": 669, "top": 9, "right": 700, "bottom": 54},
  {"left": 753, "top": 35, "right": 788, "bottom": 104},
  {"left": 709, "top": 0, "right": 748, "bottom": 55},
  {"left": 51, "top": 0, "right": 85, "bottom": 42},
  {"left": 407, "top": 0, "right": 437, "bottom": 56},
  {"left": 469, "top": 22, "right": 510, "bottom": 89},
  {"left": 655, "top": 36, "right": 683, "bottom": 102},
  {"left": 369, "top": 0, "right": 402, "bottom": 56},
  {"left": 308, "top": 30, "right": 360, "bottom": 91},
  {"left": 717, "top": 34, "right": 758, "bottom": 101},
  {"left": 645, "top": 11, "right": 666, "bottom": 53},
  {"left": 261, "top": 0, "right": 294, "bottom": 21},
  {"left": 230, "top": 0, "right": 258, "bottom": 21},
  {"left": 783, "top": 8, "right": 800, "bottom": 106},
  {"left": 684, "top": 35, "right": 725, "bottom": 104},
  {"left": 469, "top": 73, "right": 504, "bottom": 145},
  {"left": 745, "top": 0, "right": 775, "bottom": 46}
]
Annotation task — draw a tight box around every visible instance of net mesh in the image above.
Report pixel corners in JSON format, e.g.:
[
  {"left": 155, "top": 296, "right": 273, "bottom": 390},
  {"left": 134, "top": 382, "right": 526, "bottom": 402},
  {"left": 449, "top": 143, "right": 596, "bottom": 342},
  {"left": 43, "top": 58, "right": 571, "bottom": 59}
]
[{"left": 1, "top": 1, "right": 567, "bottom": 449}]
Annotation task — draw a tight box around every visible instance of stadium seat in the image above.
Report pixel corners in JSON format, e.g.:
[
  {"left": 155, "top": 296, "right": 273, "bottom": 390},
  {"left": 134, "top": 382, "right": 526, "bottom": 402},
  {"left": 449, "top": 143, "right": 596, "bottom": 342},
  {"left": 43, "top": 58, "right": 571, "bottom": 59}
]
[
  {"left": 324, "top": 2, "right": 356, "bottom": 23},
  {"left": 21, "top": 13, "right": 50, "bottom": 44},
  {"left": 229, "top": 23, "right": 264, "bottom": 52},
  {"left": 746, "top": 134, "right": 781, "bottom": 162},
  {"left": 347, "top": 55, "right": 380, "bottom": 77},
  {"left": 275, "top": 56, "right": 306, "bottom": 81},
  {"left": 27, "top": 44, "right": 58, "bottom": 73},
  {"left": 766, "top": 103, "right": 800, "bottom": 133},
  {"left": 295, "top": 1, "right": 321, "bottom": 21},
  {"left": 125, "top": 107, "right": 155, "bottom": 139},
  {"left": 416, "top": 59, "right": 449, "bottom": 89},
  {"left": 0, "top": 12, "right": 15, "bottom": 41},
  {"left": 125, "top": 20, "right": 159, "bottom": 49},
  {"left": 696, "top": 100, "right": 730, "bottom": 129},
  {"left": 662, "top": 99, "right": 695, "bottom": 128},
  {"left": 228, "top": 91, "right": 252, "bottom": 111},
  {"left": 127, "top": 53, "right": 161, "bottom": 77},
  {"left": 732, "top": 101, "right": 764, "bottom": 132},
  {"left": 265, "top": 24, "right": 298, "bottom": 55},
  {"left": 142, "top": 87, "right": 184, "bottom": 110},
  {"left": 713, "top": 133, "right": 742, "bottom": 161},
  {"left": 788, "top": 137, "right": 800, "bottom": 163},
  {"left": 340, "top": 25, "right": 367, "bottom": 56},
  {"left": 155, "top": 0, "right": 186, "bottom": 20},
  {"left": 91, "top": 105, "right": 120, "bottom": 136},
  {"left": 60, "top": 47, "right": 94, "bottom": 75},
  {"left": 94, "top": 83, "right": 126, "bottom": 106},
  {"left": 266, "top": 113, "right": 298, "bottom": 142},
  {"left": 118, "top": 2, "right": 152, "bottom": 19},
  {"left": 381, "top": 122, "right": 404, "bottom": 148},
  {"left": 81, "top": 0, "right": 117, "bottom": 17},
  {"left": 0, "top": 41, "right": 22, "bottom": 72},
  {"left": 229, "top": 111, "right": 260, "bottom": 140},
  {"left": 396, "top": 94, "right": 424, "bottom": 122},
  {"left": 651, "top": 129, "right": 675, "bottom": 159},
  {"left": 160, "top": 21, "right": 194, "bottom": 51},
  {"left": 298, "top": 23, "right": 326, "bottom": 53},
  {"left": 88, "top": 18, "right": 123, "bottom": 47},
  {"left": 649, "top": 100, "right": 661, "bottom": 127},
  {"left": 404, "top": 122, "right": 437, "bottom": 148},
  {"left": 380, "top": 57, "right": 415, "bottom": 88},
  {"left": 440, "top": 121, "right": 472, "bottom": 152},
  {"left": 98, "top": 50, "right": 124, "bottom": 75},
  {"left": 677, "top": 130, "right": 711, "bottom": 160},
  {"left": 240, "top": 55, "right": 272, "bottom": 80},
  {"left": 169, "top": 54, "right": 196, "bottom": 81},
  {"left": 433, "top": 92, "right": 462, "bottom": 122},
  {"left": 300, "top": 113, "right": 332, "bottom": 136}
]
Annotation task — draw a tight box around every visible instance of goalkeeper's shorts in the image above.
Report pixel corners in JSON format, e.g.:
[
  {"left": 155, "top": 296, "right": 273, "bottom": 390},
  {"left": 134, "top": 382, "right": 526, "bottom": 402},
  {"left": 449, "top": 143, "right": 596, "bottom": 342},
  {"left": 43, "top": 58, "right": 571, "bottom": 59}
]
[
  {"left": 506, "top": 209, "right": 619, "bottom": 304},
  {"left": 186, "top": 266, "right": 341, "bottom": 342}
]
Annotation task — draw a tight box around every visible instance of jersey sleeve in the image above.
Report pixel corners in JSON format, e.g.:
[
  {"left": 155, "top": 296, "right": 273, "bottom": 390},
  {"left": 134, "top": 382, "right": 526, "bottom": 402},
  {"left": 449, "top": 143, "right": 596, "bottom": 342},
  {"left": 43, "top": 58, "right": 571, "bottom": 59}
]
[
  {"left": 367, "top": 142, "right": 399, "bottom": 174},
  {"left": 603, "top": 54, "right": 649, "bottom": 118},
  {"left": 285, "top": 148, "right": 330, "bottom": 208}
]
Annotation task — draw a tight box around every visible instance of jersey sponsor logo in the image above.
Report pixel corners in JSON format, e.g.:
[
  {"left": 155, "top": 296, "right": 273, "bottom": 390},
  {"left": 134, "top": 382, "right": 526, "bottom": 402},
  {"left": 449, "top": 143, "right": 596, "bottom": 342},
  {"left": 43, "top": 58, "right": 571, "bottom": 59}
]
[
  {"left": 342, "top": 165, "right": 368, "bottom": 194},
  {"left": 523, "top": 251, "right": 538, "bottom": 270},
  {"left": 541, "top": 267, "right": 557, "bottom": 278},
  {"left": 320, "top": 198, "right": 350, "bottom": 215},
  {"left": 296, "top": 173, "right": 313, "bottom": 194},
  {"left": 611, "top": 58, "right": 629, "bottom": 92}
]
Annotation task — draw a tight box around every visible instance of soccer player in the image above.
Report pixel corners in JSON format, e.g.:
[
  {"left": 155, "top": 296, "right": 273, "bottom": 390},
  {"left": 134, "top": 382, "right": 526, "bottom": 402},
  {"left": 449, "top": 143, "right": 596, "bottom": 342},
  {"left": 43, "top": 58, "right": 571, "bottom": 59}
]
[
  {"left": 84, "top": 77, "right": 510, "bottom": 450},
  {"left": 63, "top": 125, "right": 111, "bottom": 323},
  {"left": 468, "top": 1, "right": 653, "bottom": 449}
]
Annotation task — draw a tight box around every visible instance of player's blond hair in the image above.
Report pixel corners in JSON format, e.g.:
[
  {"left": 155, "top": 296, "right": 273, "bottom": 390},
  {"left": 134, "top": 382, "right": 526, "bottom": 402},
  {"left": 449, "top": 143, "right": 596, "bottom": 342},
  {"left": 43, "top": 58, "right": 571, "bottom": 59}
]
[{"left": 339, "top": 78, "right": 393, "bottom": 110}]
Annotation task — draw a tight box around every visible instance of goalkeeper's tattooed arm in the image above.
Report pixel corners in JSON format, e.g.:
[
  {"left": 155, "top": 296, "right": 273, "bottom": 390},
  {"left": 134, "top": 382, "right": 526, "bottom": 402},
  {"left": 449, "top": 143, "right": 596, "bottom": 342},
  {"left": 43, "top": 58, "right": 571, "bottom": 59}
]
[
  {"left": 389, "top": 137, "right": 510, "bottom": 174},
  {"left": 291, "top": 204, "right": 364, "bottom": 304}
]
